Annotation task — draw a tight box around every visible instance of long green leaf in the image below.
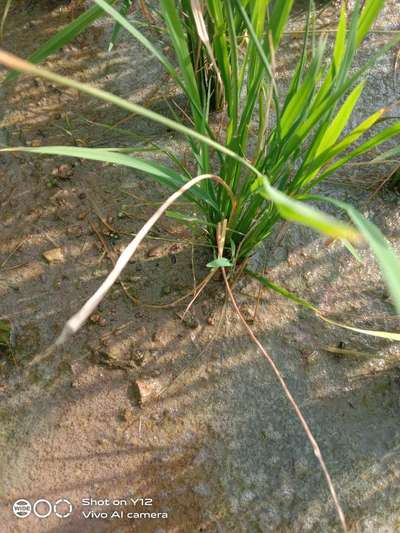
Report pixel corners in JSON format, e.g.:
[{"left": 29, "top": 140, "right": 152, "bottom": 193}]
[
  {"left": 341, "top": 206, "right": 400, "bottom": 316},
  {"left": 306, "top": 195, "right": 400, "bottom": 315},
  {"left": 246, "top": 269, "right": 400, "bottom": 341},
  {"left": 313, "top": 82, "right": 365, "bottom": 159},
  {"left": 0, "top": 37, "right": 393, "bottom": 285},
  {"left": 357, "top": 0, "right": 385, "bottom": 45},
  {"left": 0, "top": 49, "right": 249, "bottom": 168},
  {"left": 108, "top": 0, "right": 133, "bottom": 52},
  {"left": 0, "top": 145, "right": 216, "bottom": 208},
  {"left": 298, "top": 108, "right": 384, "bottom": 187},
  {"left": 313, "top": 122, "right": 400, "bottom": 185},
  {"left": 268, "top": 0, "right": 294, "bottom": 48},
  {"left": 257, "top": 183, "right": 360, "bottom": 242},
  {"left": 94, "top": 0, "right": 180, "bottom": 89},
  {"left": 5, "top": 0, "right": 117, "bottom": 82},
  {"left": 280, "top": 35, "right": 400, "bottom": 161}
]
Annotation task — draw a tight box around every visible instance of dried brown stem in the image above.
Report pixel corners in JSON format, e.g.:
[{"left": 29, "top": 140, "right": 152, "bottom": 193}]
[
  {"left": 54, "top": 174, "right": 235, "bottom": 346},
  {"left": 221, "top": 268, "right": 347, "bottom": 533}
]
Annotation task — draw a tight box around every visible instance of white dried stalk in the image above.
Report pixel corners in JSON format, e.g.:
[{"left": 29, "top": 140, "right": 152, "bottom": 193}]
[
  {"left": 190, "top": 0, "right": 223, "bottom": 88},
  {"left": 55, "top": 174, "right": 233, "bottom": 346}
]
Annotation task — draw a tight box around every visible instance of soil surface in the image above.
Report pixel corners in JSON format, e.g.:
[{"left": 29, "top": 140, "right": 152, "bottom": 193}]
[{"left": 0, "top": 1, "right": 399, "bottom": 532}]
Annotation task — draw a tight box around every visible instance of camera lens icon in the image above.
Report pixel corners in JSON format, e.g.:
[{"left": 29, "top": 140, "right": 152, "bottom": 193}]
[
  {"left": 33, "top": 499, "right": 52, "bottom": 518},
  {"left": 54, "top": 498, "right": 73, "bottom": 518},
  {"left": 12, "top": 498, "right": 73, "bottom": 519}
]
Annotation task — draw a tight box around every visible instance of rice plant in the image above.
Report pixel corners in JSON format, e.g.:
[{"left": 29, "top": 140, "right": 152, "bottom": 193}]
[
  {"left": 4, "top": 0, "right": 399, "bottom": 310},
  {"left": 1, "top": 0, "right": 400, "bottom": 529}
]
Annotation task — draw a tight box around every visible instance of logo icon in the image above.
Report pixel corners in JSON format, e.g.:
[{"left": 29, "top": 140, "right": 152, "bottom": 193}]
[
  {"left": 13, "top": 499, "right": 32, "bottom": 518},
  {"left": 33, "top": 499, "right": 52, "bottom": 518},
  {"left": 54, "top": 498, "right": 73, "bottom": 518},
  {"left": 13, "top": 497, "right": 73, "bottom": 519}
]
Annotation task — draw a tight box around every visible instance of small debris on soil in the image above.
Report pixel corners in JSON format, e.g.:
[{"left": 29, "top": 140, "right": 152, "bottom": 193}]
[
  {"left": 130, "top": 350, "right": 145, "bottom": 366},
  {"left": 30, "top": 139, "right": 42, "bottom": 147},
  {"left": 90, "top": 313, "right": 106, "bottom": 326},
  {"left": 130, "top": 377, "right": 163, "bottom": 406},
  {"left": 93, "top": 349, "right": 135, "bottom": 370},
  {"left": 42, "top": 247, "right": 65, "bottom": 264},
  {"left": 240, "top": 305, "right": 255, "bottom": 324},
  {"left": 207, "top": 314, "right": 216, "bottom": 326},
  {"left": 118, "top": 407, "right": 135, "bottom": 423},
  {"left": 51, "top": 163, "right": 73, "bottom": 179},
  {"left": 301, "top": 349, "right": 319, "bottom": 366},
  {"left": 147, "top": 245, "right": 165, "bottom": 258},
  {"left": 181, "top": 312, "right": 200, "bottom": 329}
]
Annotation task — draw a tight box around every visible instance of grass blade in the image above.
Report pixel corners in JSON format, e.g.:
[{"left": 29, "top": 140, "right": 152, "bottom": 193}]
[
  {"left": 108, "top": 0, "right": 133, "bottom": 52},
  {"left": 356, "top": 0, "right": 385, "bottom": 46},
  {"left": 0, "top": 0, "right": 12, "bottom": 40},
  {"left": 257, "top": 183, "right": 360, "bottom": 242},
  {"left": 246, "top": 270, "right": 400, "bottom": 341},
  {"left": 305, "top": 195, "right": 400, "bottom": 315},
  {"left": 268, "top": 0, "right": 294, "bottom": 48},
  {"left": 5, "top": 0, "right": 118, "bottom": 82},
  {"left": 0, "top": 145, "right": 216, "bottom": 208}
]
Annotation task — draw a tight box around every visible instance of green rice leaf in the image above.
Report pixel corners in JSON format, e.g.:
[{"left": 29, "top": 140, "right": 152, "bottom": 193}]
[
  {"left": 246, "top": 269, "right": 400, "bottom": 341},
  {"left": 207, "top": 257, "right": 232, "bottom": 268},
  {"left": 313, "top": 81, "right": 365, "bottom": 159},
  {"left": 306, "top": 195, "right": 400, "bottom": 315},
  {"left": 258, "top": 183, "right": 360, "bottom": 242},
  {"left": 343, "top": 240, "right": 363, "bottom": 263},
  {"left": 0, "top": 145, "right": 216, "bottom": 208},
  {"left": 314, "top": 122, "right": 400, "bottom": 184},
  {"left": 345, "top": 207, "right": 400, "bottom": 315},
  {"left": 166, "top": 209, "right": 206, "bottom": 225},
  {"left": 94, "top": 0, "right": 181, "bottom": 89},
  {"left": 333, "top": 2, "right": 347, "bottom": 72},
  {"left": 319, "top": 315, "right": 400, "bottom": 340},
  {"left": 268, "top": 0, "right": 294, "bottom": 48},
  {"left": 108, "top": 0, "right": 133, "bottom": 52},
  {"left": 298, "top": 108, "right": 385, "bottom": 187},
  {"left": 246, "top": 269, "right": 315, "bottom": 310},
  {"left": 357, "top": 0, "right": 385, "bottom": 46},
  {"left": 5, "top": 0, "right": 118, "bottom": 82}
]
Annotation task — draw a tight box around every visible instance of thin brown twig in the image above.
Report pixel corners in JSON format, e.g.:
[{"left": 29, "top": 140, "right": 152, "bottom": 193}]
[
  {"left": 368, "top": 163, "right": 400, "bottom": 200},
  {"left": 0, "top": 237, "right": 25, "bottom": 270},
  {"left": 87, "top": 192, "right": 116, "bottom": 234},
  {"left": 0, "top": 262, "right": 29, "bottom": 273},
  {"left": 54, "top": 175, "right": 235, "bottom": 347},
  {"left": 190, "top": 229, "right": 197, "bottom": 291},
  {"left": 138, "top": 0, "right": 156, "bottom": 23},
  {"left": 394, "top": 48, "right": 400, "bottom": 92},
  {"left": 182, "top": 268, "right": 217, "bottom": 319},
  {"left": 89, "top": 219, "right": 198, "bottom": 310},
  {"left": 221, "top": 268, "right": 347, "bottom": 532},
  {"left": 0, "top": 185, "right": 16, "bottom": 208},
  {"left": 155, "top": 296, "right": 228, "bottom": 400}
]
